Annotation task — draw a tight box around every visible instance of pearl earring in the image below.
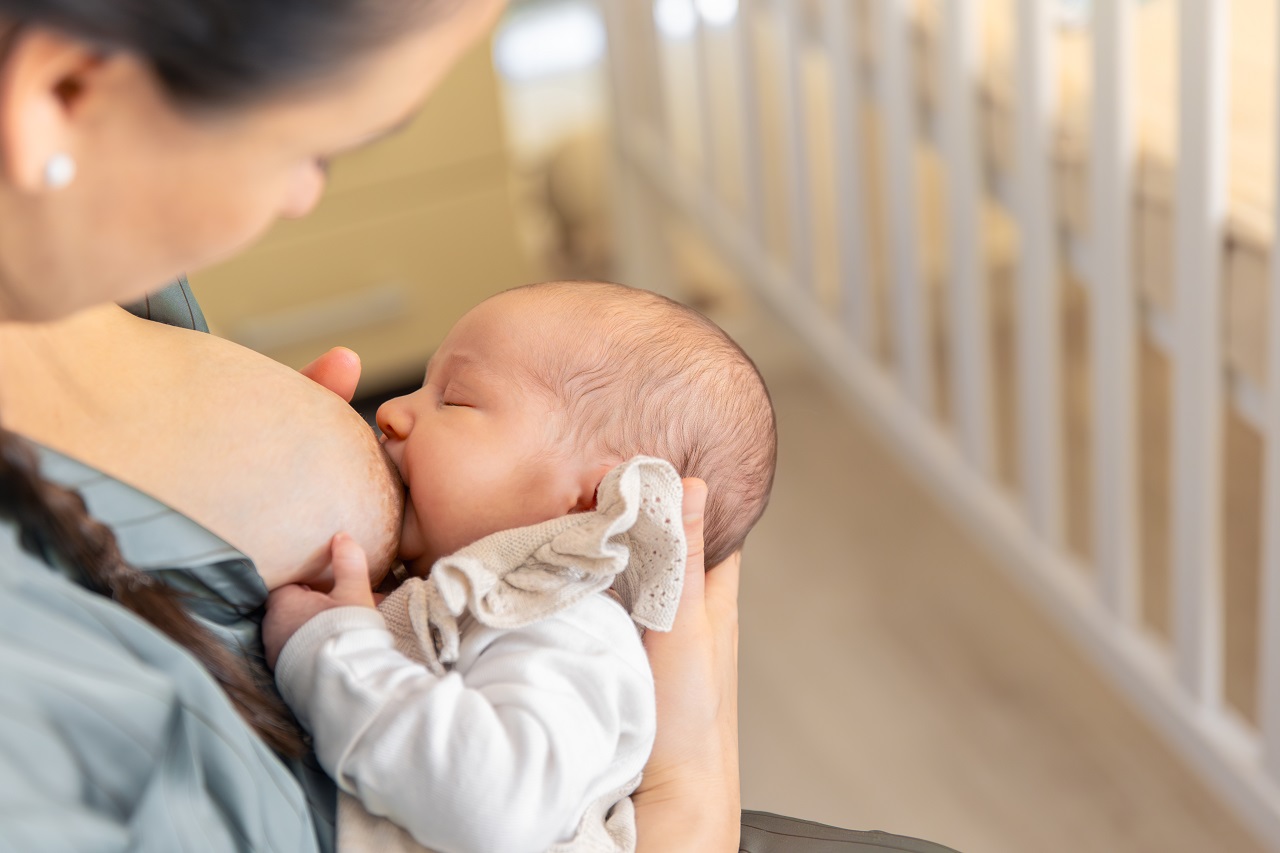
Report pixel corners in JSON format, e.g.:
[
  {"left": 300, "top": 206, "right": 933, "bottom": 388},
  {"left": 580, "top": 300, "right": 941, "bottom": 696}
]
[{"left": 43, "top": 153, "right": 76, "bottom": 190}]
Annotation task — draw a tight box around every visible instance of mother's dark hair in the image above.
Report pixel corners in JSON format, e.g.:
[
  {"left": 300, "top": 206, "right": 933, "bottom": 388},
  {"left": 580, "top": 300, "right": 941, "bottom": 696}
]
[{"left": 0, "top": 0, "right": 455, "bottom": 106}]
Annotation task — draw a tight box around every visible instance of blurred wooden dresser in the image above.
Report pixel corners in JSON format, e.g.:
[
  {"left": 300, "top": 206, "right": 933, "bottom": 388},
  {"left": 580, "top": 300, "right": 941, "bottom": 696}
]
[{"left": 192, "top": 42, "right": 532, "bottom": 393}]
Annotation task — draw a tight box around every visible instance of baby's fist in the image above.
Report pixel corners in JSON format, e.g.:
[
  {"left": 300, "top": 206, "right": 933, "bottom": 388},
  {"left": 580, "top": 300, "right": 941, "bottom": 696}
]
[{"left": 263, "top": 533, "right": 376, "bottom": 668}]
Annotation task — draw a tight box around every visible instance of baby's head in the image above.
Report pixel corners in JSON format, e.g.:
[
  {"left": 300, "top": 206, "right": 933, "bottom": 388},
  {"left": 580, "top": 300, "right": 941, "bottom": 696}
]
[{"left": 377, "top": 281, "right": 776, "bottom": 571}]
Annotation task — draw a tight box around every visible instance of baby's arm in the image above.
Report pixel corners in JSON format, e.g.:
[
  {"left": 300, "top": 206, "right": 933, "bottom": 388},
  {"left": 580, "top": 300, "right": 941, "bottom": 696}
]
[{"left": 274, "top": 588, "right": 655, "bottom": 853}]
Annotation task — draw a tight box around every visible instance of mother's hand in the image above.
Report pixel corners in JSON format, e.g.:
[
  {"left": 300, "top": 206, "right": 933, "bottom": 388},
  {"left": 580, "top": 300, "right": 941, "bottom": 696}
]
[{"left": 635, "top": 479, "right": 741, "bottom": 852}]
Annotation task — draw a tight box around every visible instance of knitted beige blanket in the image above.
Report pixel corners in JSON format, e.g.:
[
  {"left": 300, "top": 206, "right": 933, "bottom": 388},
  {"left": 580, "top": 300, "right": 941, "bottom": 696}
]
[{"left": 380, "top": 455, "right": 687, "bottom": 676}]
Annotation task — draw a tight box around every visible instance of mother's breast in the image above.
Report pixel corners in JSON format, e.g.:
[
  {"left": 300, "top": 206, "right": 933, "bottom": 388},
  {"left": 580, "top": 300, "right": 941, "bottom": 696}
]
[
  {"left": 137, "top": 316, "right": 406, "bottom": 589},
  {"left": 6, "top": 306, "right": 403, "bottom": 590}
]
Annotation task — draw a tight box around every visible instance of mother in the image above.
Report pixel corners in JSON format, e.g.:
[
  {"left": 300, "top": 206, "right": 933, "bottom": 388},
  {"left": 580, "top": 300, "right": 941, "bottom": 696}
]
[
  {"left": 0, "top": 1, "right": 958, "bottom": 851},
  {"left": 0, "top": 0, "right": 746, "bottom": 849}
]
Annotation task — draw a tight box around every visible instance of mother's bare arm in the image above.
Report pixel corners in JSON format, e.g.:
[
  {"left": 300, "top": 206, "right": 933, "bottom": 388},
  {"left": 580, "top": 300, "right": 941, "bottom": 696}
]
[{"left": 0, "top": 304, "right": 403, "bottom": 589}]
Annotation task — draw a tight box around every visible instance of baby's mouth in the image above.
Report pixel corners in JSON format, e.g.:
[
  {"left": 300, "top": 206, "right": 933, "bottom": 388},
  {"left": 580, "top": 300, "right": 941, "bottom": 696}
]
[{"left": 374, "top": 439, "right": 409, "bottom": 484}]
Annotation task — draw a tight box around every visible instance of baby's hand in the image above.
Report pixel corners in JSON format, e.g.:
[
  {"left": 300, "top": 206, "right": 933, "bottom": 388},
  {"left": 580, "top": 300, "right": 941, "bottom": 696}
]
[{"left": 263, "top": 533, "right": 376, "bottom": 669}]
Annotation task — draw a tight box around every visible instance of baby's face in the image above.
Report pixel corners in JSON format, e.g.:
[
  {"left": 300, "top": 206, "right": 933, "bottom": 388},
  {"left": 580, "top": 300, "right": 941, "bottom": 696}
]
[{"left": 377, "top": 293, "right": 600, "bottom": 571}]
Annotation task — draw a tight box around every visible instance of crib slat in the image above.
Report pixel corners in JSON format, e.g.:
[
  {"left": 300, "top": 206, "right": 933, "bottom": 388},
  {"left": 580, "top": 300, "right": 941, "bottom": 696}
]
[
  {"left": 600, "top": 0, "right": 635, "bottom": 142},
  {"left": 1090, "top": 0, "right": 1139, "bottom": 622},
  {"left": 822, "top": 0, "right": 873, "bottom": 351},
  {"left": 878, "top": 0, "right": 933, "bottom": 412},
  {"left": 939, "top": 0, "right": 993, "bottom": 476},
  {"left": 1259, "top": 0, "right": 1280, "bottom": 781},
  {"left": 774, "top": 0, "right": 816, "bottom": 294},
  {"left": 733, "top": 0, "right": 767, "bottom": 242},
  {"left": 692, "top": 5, "right": 719, "bottom": 198},
  {"left": 1170, "top": 0, "right": 1227, "bottom": 705},
  {"left": 1013, "top": 0, "right": 1063, "bottom": 543},
  {"left": 603, "top": 0, "right": 676, "bottom": 294},
  {"left": 626, "top": 1, "right": 670, "bottom": 147}
]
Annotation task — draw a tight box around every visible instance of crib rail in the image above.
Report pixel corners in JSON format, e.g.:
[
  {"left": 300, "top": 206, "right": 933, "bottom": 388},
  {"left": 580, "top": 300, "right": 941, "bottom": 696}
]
[
  {"left": 600, "top": 0, "right": 1280, "bottom": 848},
  {"left": 1090, "top": 0, "right": 1138, "bottom": 627},
  {"left": 940, "top": 0, "right": 993, "bottom": 477}
]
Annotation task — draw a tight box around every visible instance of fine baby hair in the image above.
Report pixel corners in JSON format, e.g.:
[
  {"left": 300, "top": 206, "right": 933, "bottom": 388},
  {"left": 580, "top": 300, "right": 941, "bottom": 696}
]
[{"left": 513, "top": 280, "right": 777, "bottom": 569}]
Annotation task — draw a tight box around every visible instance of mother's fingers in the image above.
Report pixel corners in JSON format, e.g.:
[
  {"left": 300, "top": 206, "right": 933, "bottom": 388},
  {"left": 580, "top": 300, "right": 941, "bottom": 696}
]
[
  {"left": 705, "top": 552, "right": 741, "bottom": 666},
  {"left": 299, "top": 347, "right": 362, "bottom": 402},
  {"left": 678, "top": 477, "right": 708, "bottom": 599},
  {"left": 704, "top": 551, "right": 741, "bottom": 613}
]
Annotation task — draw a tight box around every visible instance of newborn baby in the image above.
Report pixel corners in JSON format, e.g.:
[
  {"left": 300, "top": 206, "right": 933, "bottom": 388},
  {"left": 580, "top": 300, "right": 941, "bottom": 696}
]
[{"left": 265, "top": 281, "right": 777, "bottom": 853}]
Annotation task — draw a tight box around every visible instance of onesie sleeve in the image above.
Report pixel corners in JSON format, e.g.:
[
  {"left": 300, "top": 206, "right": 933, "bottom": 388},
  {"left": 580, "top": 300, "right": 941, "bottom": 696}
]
[{"left": 274, "top": 595, "right": 655, "bottom": 853}]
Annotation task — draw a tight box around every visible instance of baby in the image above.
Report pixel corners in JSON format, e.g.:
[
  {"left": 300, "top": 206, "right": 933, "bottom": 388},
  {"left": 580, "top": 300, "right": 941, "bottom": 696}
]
[{"left": 265, "top": 281, "right": 776, "bottom": 852}]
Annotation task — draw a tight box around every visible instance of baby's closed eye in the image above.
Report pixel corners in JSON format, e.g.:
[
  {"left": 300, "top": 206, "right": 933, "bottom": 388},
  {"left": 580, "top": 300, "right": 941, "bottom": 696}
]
[{"left": 434, "top": 384, "right": 470, "bottom": 408}]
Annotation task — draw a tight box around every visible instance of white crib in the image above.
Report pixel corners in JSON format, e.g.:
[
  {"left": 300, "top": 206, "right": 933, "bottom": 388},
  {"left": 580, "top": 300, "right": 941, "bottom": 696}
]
[{"left": 598, "top": 0, "right": 1280, "bottom": 848}]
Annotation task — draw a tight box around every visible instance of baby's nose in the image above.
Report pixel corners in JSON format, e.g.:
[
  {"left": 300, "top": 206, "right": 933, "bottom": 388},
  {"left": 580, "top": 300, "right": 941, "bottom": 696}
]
[{"left": 376, "top": 399, "right": 411, "bottom": 441}]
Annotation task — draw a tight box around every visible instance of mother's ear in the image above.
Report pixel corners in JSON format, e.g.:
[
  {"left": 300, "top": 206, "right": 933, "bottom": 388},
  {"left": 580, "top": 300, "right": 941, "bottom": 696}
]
[{"left": 0, "top": 26, "right": 106, "bottom": 192}]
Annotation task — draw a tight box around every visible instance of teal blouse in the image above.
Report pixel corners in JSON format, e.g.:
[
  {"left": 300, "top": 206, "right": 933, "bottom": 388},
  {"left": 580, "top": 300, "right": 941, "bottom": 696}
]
[{"left": 0, "top": 445, "right": 335, "bottom": 852}]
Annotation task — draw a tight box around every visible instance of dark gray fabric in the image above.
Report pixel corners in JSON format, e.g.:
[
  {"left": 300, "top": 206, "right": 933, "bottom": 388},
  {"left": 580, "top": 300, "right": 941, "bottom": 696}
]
[
  {"left": 0, "top": 445, "right": 333, "bottom": 853},
  {"left": 741, "top": 812, "right": 963, "bottom": 853},
  {"left": 121, "top": 277, "right": 209, "bottom": 333}
]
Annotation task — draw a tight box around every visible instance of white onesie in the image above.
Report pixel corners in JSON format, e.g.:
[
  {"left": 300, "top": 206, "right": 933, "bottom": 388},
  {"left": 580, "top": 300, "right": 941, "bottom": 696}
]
[{"left": 275, "top": 457, "right": 686, "bottom": 853}]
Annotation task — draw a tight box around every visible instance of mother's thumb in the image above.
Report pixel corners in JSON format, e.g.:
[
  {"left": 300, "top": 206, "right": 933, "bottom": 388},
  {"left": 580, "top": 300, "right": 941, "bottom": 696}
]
[{"left": 681, "top": 478, "right": 708, "bottom": 586}]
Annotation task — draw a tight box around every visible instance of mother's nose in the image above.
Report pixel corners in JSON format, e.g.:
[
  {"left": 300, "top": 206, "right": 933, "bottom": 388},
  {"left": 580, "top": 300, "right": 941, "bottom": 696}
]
[{"left": 376, "top": 397, "right": 413, "bottom": 441}]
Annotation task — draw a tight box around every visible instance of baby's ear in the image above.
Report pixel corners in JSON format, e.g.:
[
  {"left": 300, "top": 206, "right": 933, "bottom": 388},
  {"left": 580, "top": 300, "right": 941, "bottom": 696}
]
[{"left": 570, "top": 461, "right": 616, "bottom": 514}]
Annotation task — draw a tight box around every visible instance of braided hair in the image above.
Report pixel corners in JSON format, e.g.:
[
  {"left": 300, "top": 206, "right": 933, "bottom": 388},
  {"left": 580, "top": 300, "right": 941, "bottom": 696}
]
[{"left": 0, "top": 429, "right": 306, "bottom": 755}]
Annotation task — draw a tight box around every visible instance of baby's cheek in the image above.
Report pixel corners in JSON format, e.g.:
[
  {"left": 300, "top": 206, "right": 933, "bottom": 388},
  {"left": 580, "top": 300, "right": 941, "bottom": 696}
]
[
  {"left": 411, "top": 485, "right": 478, "bottom": 563},
  {"left": 434, "top": 505, "right": 511, "bottom": 560}
]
